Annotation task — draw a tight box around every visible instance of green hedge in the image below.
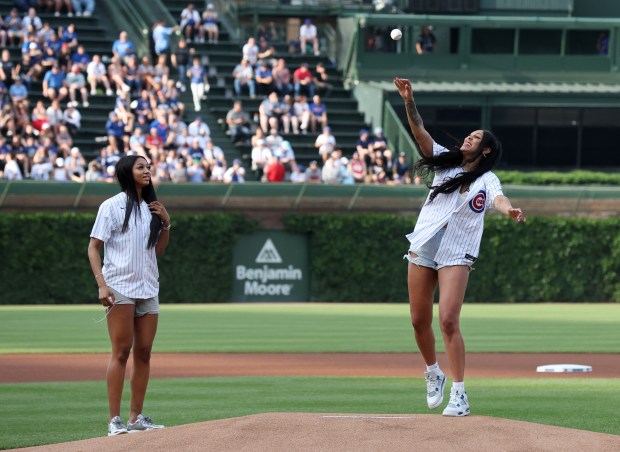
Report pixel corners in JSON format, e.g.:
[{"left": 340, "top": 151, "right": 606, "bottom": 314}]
[
  {"left": 1, "top": 212, "right": 618, "bottom": 303},
  {"left": 283, "top": 214, "right": 620, "bottom": 302},
  {"left": 0, "top": 212, "right": 257, "bottom": 304},
  {"left": 494, "top": 170, "right": 620, "bottom": 186}
]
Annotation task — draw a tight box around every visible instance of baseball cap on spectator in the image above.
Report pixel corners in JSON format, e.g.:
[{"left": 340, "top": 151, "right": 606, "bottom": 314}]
[
  {"left": 399, "top": 151, "right": 407, "bottom": 157},
  {"left": 341, "top": 157, "right": 349, "bottom": 165},
  {"left": 72, "top": 65, "right": 80, "bottom": 73},
  {"left": 305, "top": 19, "right": 312, "bottom": 25},
  {"left": 323, "top": 126, "right": 331, "bottom": 132},
  {"left": 360, "top": 129, "right": 369, "bottom": 135},
  {"left": 233, "top": 159, "right": 241, "bottom": 165},
  {"left": 374, "top": 127, "right": 383, "bottom": 135},
  {"left": 55, "top": 157, "right": 64, "bottom": 166},
  {"left": 310, "top": 160, "right": 318, "bottom": 165},
  {"left": 138, "top": 114, "right": 146, "bottom": 121},
  {"left": 207, "top": 3, "right": 214, "bottom": 9},
  {"left": 29, "top": 42, "right": 37, "bottom": 49},
  {"left": 70, "top": 147, "right": 79, "bottom": 155}
]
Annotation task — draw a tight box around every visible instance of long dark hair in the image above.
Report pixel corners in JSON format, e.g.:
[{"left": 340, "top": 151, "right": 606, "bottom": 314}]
[
  {"left": 415, "top": 130, "right": 502, "bottom": 202},
  {"left": 115, "top": 155, "right": 161, "bottom": 248}
]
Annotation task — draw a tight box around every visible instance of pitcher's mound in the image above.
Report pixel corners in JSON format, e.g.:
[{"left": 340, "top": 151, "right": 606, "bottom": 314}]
[{"left": 16, "top": 412, "right": 620, "bottom": 452}]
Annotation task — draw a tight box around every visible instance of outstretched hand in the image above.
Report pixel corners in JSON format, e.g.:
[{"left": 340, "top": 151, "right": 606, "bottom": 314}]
[
  {"left": 394, "top": 77, "right": 414, "bottom": 103},
  {"left": 508, "top": 208, "right": 526, "bottom": 222}
]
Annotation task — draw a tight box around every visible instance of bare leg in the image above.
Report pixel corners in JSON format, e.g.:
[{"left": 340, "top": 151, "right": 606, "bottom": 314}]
[
  {"left": 437, "top": 265, "right": 469, "bottom": 381},
  {"left": 106, "top": 305, "right": 135, "bottom": 420},
  {"left": 129, "top": 313, "right": 158, "bottom": 422},
  {"left": 407, "top": 258, "right": 438, "bottom": 365}
]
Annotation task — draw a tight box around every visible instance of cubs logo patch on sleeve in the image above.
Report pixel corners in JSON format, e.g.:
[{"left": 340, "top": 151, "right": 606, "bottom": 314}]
[{"left": 469, "top": 190, "right": 486, "bottom": 213}]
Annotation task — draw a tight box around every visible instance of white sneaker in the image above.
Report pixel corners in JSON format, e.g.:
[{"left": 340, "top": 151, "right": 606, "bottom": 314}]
[
  {"left": 424, "top": 369, "right": 446, "bottom": 409},
  {"left": 442, "top": 387, "right": 470, "bottom": 417},
  {"left": 127, "top": 414, "right": 164, "bottom": 432},
  {"left": 105, "top": 89, "right": 113, "bottom": 96},
  {"left": 108, "top": 416, "right": 128, "bottom": 436}
]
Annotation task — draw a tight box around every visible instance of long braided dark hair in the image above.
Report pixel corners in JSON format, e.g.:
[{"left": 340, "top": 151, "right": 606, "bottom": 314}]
[
  {"left": 414, "top": 130, "right": 502, "bottom": 202},
  {"left": 115, "top": 155, "right": 161, "bottom": 248}
]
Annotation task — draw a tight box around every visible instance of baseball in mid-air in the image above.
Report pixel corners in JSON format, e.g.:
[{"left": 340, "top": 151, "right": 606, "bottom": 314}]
[{"left": 390, "top": 29, "right": 402, "bottom": 41}]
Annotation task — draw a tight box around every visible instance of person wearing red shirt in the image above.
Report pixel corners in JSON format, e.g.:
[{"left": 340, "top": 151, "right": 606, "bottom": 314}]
[
  {"left": 293, "top": 62, "right": 314, "bottom": 98},
  {"left": 265, "top": 155, "right": 285, "bottom": 182}
]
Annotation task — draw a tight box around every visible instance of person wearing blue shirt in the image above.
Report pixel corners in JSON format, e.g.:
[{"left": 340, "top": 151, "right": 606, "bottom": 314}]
[
  {"left": 187, "top": 56, "right": 208, "bottom": 112},
  {"left": 255, "top": 61, "right": 274, "bottom": 96},
  {"left": 152, "top": 21, "right": 179, "bottom": 56},
  {"left": 309, "top": 94, "right": 327, "bottom": 133},
  {"left": 61, "top": 24, "right": 78, "bottom": 49},
  {"left": 112, "top": 31, "right": 136, "bottom": 60},
  {"left": 43, "top": 65, "right": 68, "bottom": 101},
  {"left": 71, "top": 45, "right": 91, "bottom": 70}
]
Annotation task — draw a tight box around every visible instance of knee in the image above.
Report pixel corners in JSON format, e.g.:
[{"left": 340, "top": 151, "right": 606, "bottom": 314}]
[
  {"left": 111, "top": 345, "right": 132, "bottom": 364},
  {"left": 439, "top": 315, "right": 460, "bottom": 337},
  {"left": 133, "top": 345, "right": 152, "bottom": 365}
]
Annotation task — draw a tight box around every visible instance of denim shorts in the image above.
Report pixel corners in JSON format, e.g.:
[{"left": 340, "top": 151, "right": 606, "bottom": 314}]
[
  {"left": 403, "top": 227, "right": 446, "bottom": 271},
  {"left": 109, "top": 287, "right": 160, "bottom": 317}
]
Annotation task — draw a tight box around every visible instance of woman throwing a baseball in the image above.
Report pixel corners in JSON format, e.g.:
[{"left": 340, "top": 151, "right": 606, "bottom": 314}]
[
  {"left": 88, "top": 155, "right": 170, "bottom": 435},
  {"left": 394, "top": 77, "right": 525, "bottom": 416}
]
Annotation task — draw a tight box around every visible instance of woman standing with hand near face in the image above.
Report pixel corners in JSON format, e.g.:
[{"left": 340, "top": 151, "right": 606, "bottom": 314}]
[
  {"left": 87, "top": 155, "right": 171, "bottom": 436},
  {"left": 394, "top": 77, "right": 525, "bottom": 417}
]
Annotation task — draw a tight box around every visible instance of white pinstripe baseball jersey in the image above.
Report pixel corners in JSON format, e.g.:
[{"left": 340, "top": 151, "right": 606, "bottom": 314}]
[
  {"left": 91, "top": 192, "right": 159, "bottom": 298},
  {"left": 406, "top": 141, "right": 503, "bottom": 265}
]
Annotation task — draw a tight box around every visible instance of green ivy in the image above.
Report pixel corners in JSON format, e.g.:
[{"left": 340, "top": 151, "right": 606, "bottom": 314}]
[
  {"left": 0, "top": 212, "right": 258, "bottom": 304},
  {"left": 283, "top": 213, "right": 620, "bottom": 303}
]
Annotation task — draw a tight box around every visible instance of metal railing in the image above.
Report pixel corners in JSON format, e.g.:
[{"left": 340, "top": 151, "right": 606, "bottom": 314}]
[
  {"left": 382, "top": 100, "right": 418, "bottom": 161},
  {"left": 342, "top": 19, "right": 359, "bottom": 89}
]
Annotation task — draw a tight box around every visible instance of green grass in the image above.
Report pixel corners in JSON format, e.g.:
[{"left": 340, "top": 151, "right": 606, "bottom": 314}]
[
  {"left": 0, "top": 303, "right": 619, "bottom": 353},
  {"left": 0, "top": 376, "right": 618, "bottom": 449}
]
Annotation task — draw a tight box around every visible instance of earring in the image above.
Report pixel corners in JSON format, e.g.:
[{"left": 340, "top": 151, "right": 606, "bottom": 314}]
[{"left": 483, "top": 153, "right": 488, "bottom": 158}]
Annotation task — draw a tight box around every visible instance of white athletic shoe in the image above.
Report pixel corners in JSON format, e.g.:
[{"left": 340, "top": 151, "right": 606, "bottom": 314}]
[
  {"left": 424, "top": 369, "right": 446, "bottom": 409},
  {"left": 127, "top": 414, "right": 164, "bottom": 432},
  {"left": 442, "top": 387, "right": 470, "bottom": 417},
  {"left": 107, "top": 416, "right": 128, "bottom": 436}
]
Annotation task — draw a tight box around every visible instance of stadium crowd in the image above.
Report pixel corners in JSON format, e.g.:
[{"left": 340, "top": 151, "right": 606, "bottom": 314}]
[{"left": 0, "top": 2, "right": 415, "bottom": 185}]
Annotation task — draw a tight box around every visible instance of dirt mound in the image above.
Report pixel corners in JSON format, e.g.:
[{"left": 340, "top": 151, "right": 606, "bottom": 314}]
[{"left": 14, "top": 412, "right": 620, "bottom": 452}]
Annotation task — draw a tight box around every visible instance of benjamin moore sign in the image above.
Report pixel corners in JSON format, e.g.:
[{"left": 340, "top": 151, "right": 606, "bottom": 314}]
[{"left": 232, "top": 231, "right": 309, "bottom": 302}]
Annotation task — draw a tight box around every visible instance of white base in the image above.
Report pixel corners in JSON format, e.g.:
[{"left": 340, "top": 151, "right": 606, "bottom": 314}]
[{"left": 536, "top": 364, "right": 592, "bottom": 373}]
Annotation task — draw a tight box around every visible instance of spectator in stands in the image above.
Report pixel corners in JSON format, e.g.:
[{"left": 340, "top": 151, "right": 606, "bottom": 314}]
[
  {"left": 280, "top": 94, "right": 295, "bottom": 135},
  {"left": 66, "top": 65, "right": 89, "bottom": 107},
  {"left": 226, "top": 100, "right": 252, "bottom": 145},
  {"left": 31, "top": 146, "right": 54, "bottom": 180},
  {"left": 22, "top": 7, "right": 42, "bottom": 34},
  {"left": 57, "top": 42, "right": 73, "bottom": 71},
  {"left": 171, "top": 39, "right": 190, "bottom": 92},
  {"left": 251, "top": 137, "right": 271, "bottom": 181},
  {"left": 371, "top": 153, "right": 388, "bottom": 184},
  {"left": 257, "top": 36, "right": 277, "bottom": 66},
  {"left": 313, "top": 62, "right": 333, "bottom": 98},
  {"left": 350, "top": 151, "right": 367, "bottom": 183},
  {"left": 274, "top": 139, "right": 296, "bottom": 173},
  {"left": 265, "top": 127, "right": 283, "bottom": 152},
  {"left": 186, "top": 157, "right": 206, "bottom": 182},
  {"left": 152, "top": 54, "right": 170, "bottom": 90},
  {"left": 299, "top": 18, "right": 319, "bottom": 56},
  {"left": 259, "top": 92, "right": 286, "bottom": 133},
  {"left": 291, "top": 94, "right": 310, "bottom": 135},
  {"left": 289, "top": 163, "right": 306, "bottom": 183},
  {"left": 112, "top": 31, "right": 136, "bottom": 62},
  {"left": 393, "top": 151, "right": 411, "bottom": 184},
  {"left": 597, "top": 32, "right": 609, "bottom": 55},
  {"left": 108, "top": 56, "right": 130, "bottom": 94},
  {"left": 63, "top": 102, "right": 81, "bottom": 134},
  {"left": 321, "top": 150, "right": 340, "bottom": 183},
  {"left": 105, "top": 111, "right": 127, "bottom": 152},
  {"left": 339, "top": 156, "right": 354, "bottom": 184},
  {"left": 40, "top": 46, "right": 59, "bottom": 72},
  {"left": 170, "top": 158, "right": 188, "bottom": 183},
  {"left": 71, "top": 46, "right": 91, "bottom": 71},
  {"left": 242, "top": 37, "right": 259, "bottom": 67},
  {"left": 43, "top": 65, "right": 68, "bottom": 102},
  {"left": 200, "top": 3, "right": 219, "bottom": 44},
  {"left": 85, "top": 159, "right": 104, "bottom": 181},
  {"left": 187, "top": 56, "right": 208, "bottom": 112},
  {"left": 224, "top": 158, "right": 245, "bottom": 183},
  {"left": 187, "top": 115, "right": 210, "bottom": 137},
  {"left": 87, "top": 54, "right": 113, "bottom": 95},
  {"left": 72, "top": 0, "right": 95, "bottom": 17},
  {"left": 66, "top": 146, "right": 85, "bottom": 182},
  {"left": 56, "top": 124, "right": 73, "bottom": 152},
  {"left": 293, "top": 62, "right": 314, "bottom": 98},
  {"left": 255, "top": 60, "right": 274, "bottom": 96},
  {"left": 416, "top": 25, "right": 436, "bottom": 55},
  {"left": 52, "top": 0, "right": 74, "bottom": 17},
  {"left": 180, "top": 3, "right": 201, "bottom": 43},
  {"left": 1, "top": 50, "right": 16, "bottom": 87},
  {"left": 232, "top": 59, "right": 255, "bottom": 98},
  {"left": 250, "top": 127, "right": 265, "bottom": 148},
  {"left": 61, "top": 23, "right": 78, "bottom": 49},
  {"left": 9, "top": 76, "right": 28, "bottom": 105},
  {"left": 305, "top": 159, "right": 321, "bottom": 183},
  {"left": 264, "top": 154, "right": 285, "bottom": 183},
  {"left": 272, "top": 58, "right": 292, "bottom": 96},
  {"left": 204, "top": 139, "right": 225, "bottom": 166},
  {"left": 315, "top": 125, "right": 335, "bottom": 162},
  {"left": 31, "top": 100, "right": 48, "bottom": 131},
  {"left": 122, "top": 55, "right": 141, "bottom": 94},
  {"left": 309, "top": 94, "right": 327, "bottom": 133},
  {"left": 3, "top": 152, "right": 23, "bottom": 180},
  {"left": 5, "top": 8, "right": 23, "bottom": 46},
  {"left": 37, "top": 21, "right": 54, "bottom": 44},
  {"left": 152, "top": 21, "right": 179, "bottom": 56}
]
